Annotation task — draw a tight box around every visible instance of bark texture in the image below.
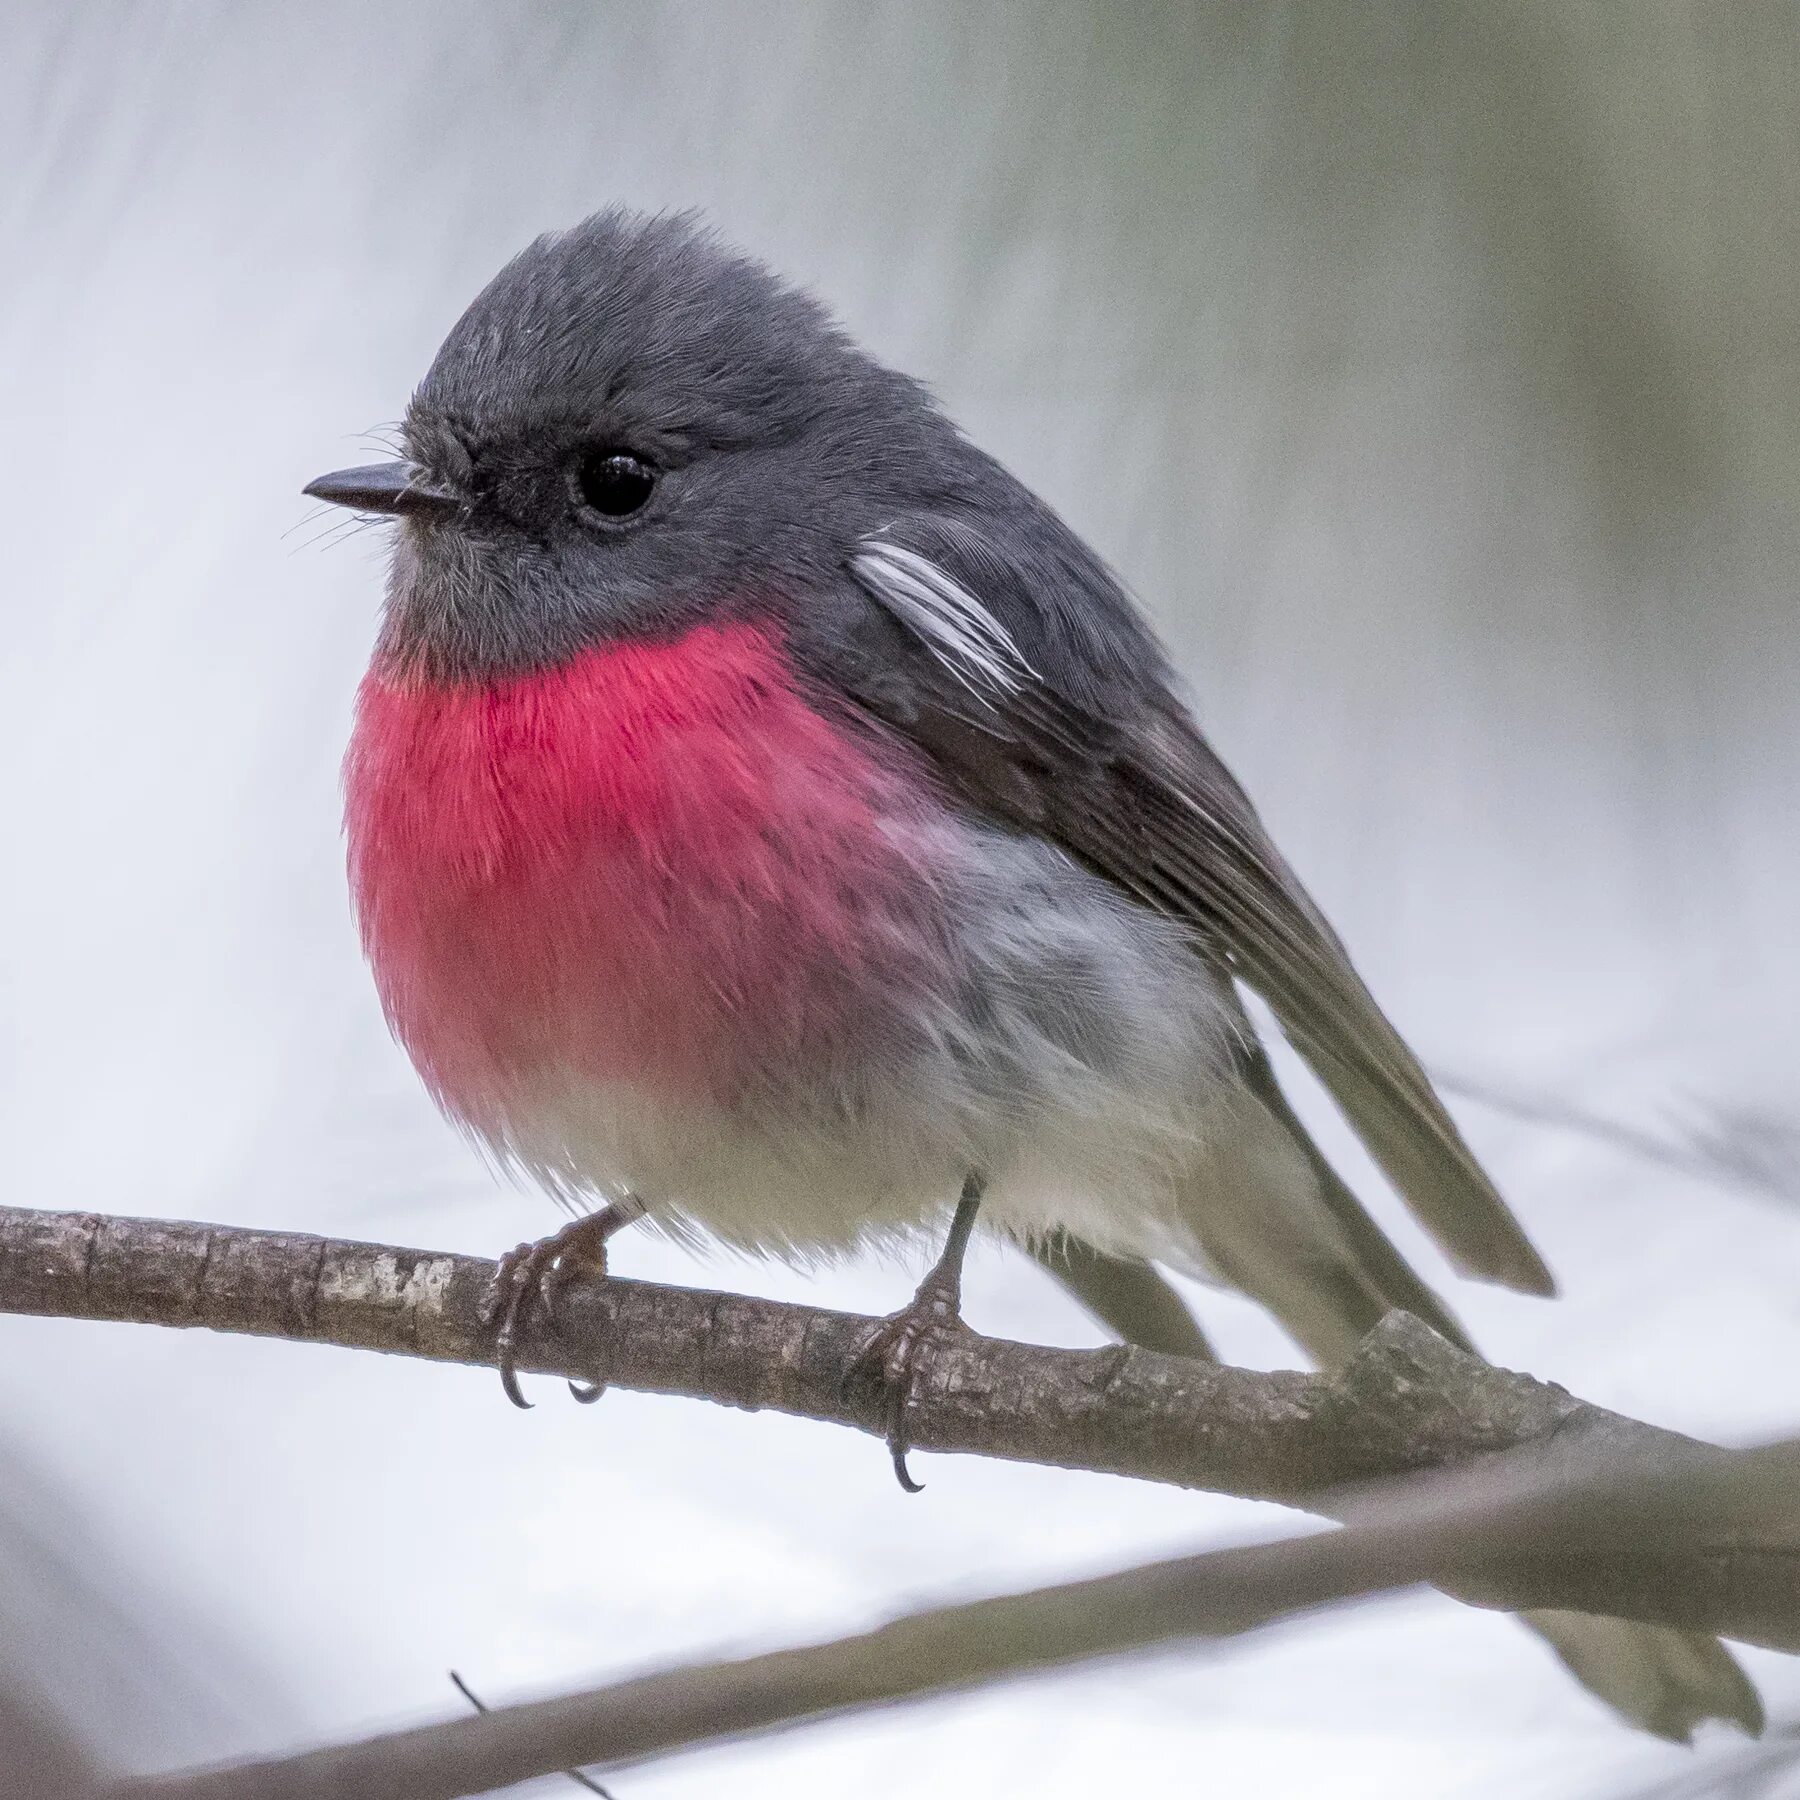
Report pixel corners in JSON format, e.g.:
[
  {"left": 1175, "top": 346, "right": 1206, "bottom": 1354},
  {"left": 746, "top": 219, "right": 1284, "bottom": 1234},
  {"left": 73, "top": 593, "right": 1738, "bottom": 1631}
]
[{"left": 4, "top": 1203, "right": 1797, "bottom": 1649}]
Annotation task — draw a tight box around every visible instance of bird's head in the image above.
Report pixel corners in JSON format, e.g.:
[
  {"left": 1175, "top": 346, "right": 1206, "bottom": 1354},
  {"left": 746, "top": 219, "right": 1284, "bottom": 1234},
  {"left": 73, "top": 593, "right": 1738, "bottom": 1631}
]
[{"left": 306, "top": 209, "right": 954, "bottom": 680}]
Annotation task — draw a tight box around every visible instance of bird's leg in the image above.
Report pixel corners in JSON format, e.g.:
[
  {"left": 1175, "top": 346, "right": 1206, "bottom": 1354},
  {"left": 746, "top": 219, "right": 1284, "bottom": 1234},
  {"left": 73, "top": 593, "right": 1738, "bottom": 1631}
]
[
  {"left": 478, "top": 1200, "right": 640, "bottom": 1410},
  {"left": 853, "top": 1175, "right": 983, "bottom": 1493}
]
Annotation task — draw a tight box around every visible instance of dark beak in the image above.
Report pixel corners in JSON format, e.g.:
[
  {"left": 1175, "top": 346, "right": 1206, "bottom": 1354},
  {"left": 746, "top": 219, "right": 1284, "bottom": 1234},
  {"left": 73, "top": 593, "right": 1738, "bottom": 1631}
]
[{"left": 302, "top": 461, "right": 461, "bottom": 517}]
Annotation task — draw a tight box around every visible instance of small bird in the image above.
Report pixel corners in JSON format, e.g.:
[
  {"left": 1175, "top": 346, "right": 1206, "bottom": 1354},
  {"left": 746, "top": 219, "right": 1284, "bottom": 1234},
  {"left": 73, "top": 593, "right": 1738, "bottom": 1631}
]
[{"left": 305, "top": 209, "right": 1754, "bottom": 1737}]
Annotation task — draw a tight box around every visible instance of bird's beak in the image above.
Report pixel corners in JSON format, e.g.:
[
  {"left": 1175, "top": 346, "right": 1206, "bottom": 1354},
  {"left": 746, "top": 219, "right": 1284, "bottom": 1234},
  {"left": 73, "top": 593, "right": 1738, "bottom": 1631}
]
[{"left": 302, "top": 461, "right": 461, "bottom": 518}]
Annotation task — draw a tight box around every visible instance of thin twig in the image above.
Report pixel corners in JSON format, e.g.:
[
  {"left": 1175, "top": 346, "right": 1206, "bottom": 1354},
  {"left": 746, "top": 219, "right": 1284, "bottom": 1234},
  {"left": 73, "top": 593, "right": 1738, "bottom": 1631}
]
[
  {"left": 450, "top": 1673, "right": 613, "bottom": 1798},
  {"left": 111, "top": 1436, "right": 1800, "bottom": 1800},
  {"left": 1443, "top": 1075, "right": 1799, "bottom": 1206}
]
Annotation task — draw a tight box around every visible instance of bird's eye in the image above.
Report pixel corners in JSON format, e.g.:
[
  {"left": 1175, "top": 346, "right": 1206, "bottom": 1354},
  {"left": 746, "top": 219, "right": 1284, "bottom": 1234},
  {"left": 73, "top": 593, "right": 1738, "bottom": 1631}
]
[{"left": 574, "top": 449, "right": 657, "bottom": 520}]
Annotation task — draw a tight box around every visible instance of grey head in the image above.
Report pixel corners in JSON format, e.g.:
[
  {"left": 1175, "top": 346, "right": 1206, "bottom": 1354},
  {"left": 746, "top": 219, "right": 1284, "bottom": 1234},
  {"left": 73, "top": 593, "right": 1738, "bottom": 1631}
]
[{"left": 306, "top": 208, "right": 999, "bottom": 680}]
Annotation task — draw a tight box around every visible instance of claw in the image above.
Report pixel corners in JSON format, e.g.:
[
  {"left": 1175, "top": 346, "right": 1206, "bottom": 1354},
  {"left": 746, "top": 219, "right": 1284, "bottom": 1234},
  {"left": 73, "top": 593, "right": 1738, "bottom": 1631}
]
[
  {"left": 848, "top": 1267, "right": 968, "bottom": 1494},
  {"left": 496, "top": 1284, "right": 535, "bottom": 1410},
  {"left": 478, "top": 1209, "right": 625, "bottom": 1407},
  {"left": 890, "top": 1422, "right": 923, "bottom": 1494},
  {"left": 844, "top": 1181, "right": 984, "bottom": 1493}
]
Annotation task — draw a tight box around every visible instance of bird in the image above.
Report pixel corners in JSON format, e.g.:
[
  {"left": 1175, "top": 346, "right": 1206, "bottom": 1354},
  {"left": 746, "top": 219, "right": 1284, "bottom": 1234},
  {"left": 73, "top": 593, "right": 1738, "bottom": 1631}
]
[{"left": 303, "top": 207, "right": 1757, "bottom": 1739}]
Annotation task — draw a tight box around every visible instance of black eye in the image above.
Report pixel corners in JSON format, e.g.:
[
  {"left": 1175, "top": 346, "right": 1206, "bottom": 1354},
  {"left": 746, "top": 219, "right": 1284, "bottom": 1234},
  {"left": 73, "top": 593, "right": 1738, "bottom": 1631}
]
[{"left": 574, "top": 449, "right": 656, "bottom": 519}]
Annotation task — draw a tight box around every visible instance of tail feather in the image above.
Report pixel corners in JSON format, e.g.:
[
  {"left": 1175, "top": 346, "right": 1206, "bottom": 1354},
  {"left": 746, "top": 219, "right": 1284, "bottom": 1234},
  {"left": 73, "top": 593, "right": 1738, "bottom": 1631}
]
[
  {"left": 1132, "top": 1066, "right": 1762, "bottom": 1740},
  {"left": 1031, "top": 1233, "right": 1217, "bottom": 1361},
  {"left": 1527, "top": 1612, "right": 1764, "bottom": 1742}
]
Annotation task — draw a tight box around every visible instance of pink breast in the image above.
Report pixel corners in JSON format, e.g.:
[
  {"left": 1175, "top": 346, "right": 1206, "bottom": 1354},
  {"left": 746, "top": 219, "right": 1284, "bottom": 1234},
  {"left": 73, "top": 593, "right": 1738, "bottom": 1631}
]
[{"left": 345, "top": 621, "right": 937, "bottom": 1130}]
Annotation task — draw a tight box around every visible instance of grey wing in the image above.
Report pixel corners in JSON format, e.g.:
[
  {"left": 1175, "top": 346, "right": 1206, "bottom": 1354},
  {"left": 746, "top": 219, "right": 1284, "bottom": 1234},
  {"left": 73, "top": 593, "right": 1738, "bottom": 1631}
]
[{"left": 836, "top": 517, "right": 1554, "bottom": 1299}]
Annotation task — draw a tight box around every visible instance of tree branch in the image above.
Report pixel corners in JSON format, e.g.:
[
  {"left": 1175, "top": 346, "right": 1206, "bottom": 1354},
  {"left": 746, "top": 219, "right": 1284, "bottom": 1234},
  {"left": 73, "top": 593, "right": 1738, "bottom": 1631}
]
[
  {"left": 4, "top": 1204, "right": 1797, "bottom": 1647},
  {"left": 112, "top": 1434, "right": 1800, "bottom": 1800}
]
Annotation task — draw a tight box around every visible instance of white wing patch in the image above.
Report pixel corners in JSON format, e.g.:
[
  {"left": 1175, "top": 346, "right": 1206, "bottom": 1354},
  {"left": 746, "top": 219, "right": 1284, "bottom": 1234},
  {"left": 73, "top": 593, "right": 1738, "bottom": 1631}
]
[{"left": 851, "top": 534, "right": 1035, "bottom": 696}]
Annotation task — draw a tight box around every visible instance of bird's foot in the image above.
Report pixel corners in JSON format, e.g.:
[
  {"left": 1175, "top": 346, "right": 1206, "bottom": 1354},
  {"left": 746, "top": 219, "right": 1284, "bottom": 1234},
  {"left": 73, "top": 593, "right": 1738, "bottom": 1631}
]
[
  {"left": 849, "top": 1263, "right": 972, "bottom": 1494},
  {"left": 478, "top": 1208, "right": 626, "bottom": 1409}
]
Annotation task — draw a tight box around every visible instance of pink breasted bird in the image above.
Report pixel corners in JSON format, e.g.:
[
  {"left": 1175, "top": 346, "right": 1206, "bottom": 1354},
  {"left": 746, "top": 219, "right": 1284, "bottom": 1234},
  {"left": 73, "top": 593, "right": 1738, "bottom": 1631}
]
[{"left": 304, "top": 209, "right": 1755, "bottom": 1737}]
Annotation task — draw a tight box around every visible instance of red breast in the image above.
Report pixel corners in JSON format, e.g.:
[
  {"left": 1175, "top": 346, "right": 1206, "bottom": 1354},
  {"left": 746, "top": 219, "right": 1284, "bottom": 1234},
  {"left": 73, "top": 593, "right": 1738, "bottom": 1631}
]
[{"left": 345, "top": 619, "right": 941, "bottom": 1133}]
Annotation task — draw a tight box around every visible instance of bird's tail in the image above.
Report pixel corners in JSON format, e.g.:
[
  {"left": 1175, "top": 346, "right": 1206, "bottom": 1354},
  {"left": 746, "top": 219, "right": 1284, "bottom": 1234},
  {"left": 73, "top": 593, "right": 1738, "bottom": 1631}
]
[{"left": 1041, "top": 1047, "right": 1762, "bottom": 1742}]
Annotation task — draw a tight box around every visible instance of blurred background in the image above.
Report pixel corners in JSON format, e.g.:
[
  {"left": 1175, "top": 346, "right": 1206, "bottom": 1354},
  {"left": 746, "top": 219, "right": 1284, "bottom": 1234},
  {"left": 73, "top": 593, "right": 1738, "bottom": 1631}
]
[{"left": 3, "top": 2, "right": 1797, "bottom": 1793}]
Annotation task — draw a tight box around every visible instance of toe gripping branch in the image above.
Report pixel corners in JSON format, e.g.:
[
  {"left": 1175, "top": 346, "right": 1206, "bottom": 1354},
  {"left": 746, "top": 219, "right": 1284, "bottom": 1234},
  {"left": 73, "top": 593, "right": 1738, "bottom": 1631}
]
[
  {"left": 479, "top": 1204, "right": 635, "bottom": 1408},
  {"left": 849, "top": 1177, "right": 983, "bottom": 1493},
  {"left": 483, "top": 1177, "right": 984, "bottom": 1492}
]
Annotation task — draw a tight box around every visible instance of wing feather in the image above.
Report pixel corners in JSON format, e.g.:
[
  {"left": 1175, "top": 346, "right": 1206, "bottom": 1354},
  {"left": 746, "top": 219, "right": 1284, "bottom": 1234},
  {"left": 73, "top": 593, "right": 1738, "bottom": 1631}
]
[{"left": 845, "top": 526, "right": 1554, "bottom": 1297}]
